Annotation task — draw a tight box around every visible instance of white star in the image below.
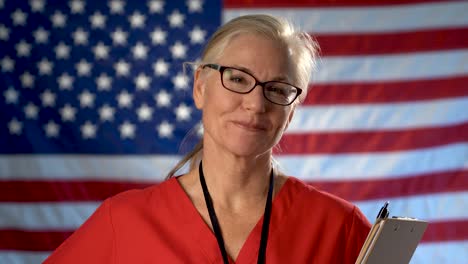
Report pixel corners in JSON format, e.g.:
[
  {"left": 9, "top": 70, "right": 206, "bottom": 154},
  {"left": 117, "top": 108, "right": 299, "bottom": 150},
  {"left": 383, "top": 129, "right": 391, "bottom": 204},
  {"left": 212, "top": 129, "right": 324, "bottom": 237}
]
[
  {"left": 8, "top": 118, "right": 23, "bottom": 135},
  {"left": 78, "top": 90, "right": 95, "bottom": 108},
  {"left": 148, "top": 0, "right": 164, "bottom": 13},
  {"left": 40, "top": 90, "right": 56, "bottom": 107},
  {"left": 90, "top": 11, "right": 106, "bottom": 29},
  {"left": 24, "top": 102, "right": 39, "bottom": 119},
  {"left": 81, "top": 121, "right": 97, "bottom": 139},
  {"left": 117, "top": 90, "right": 133, "bottom": 108},
  {"left": 30, "top": 0, "right": 46, "bottom": 12},
  {"left": 132, "top": 42, "right": 148, "bottom": 60},
  {"left": 172, "top": 72, "right": 189, "bottom": 90},
  {"left": 51, "top": 11, "right": 67, "bottom": 28},
  {"left": 114, "top": 60, "right": 131, "bottom": 76},
  {"left": 150, "top": 27, "right": 167, "bottom": 45},
  {"left": 69, "top": 0, "right": 85, "bottom": 14},
  {"left": 137, "top": 103, "right": 153, "bottom": 121},
  {"left": 155, "top": 90, "right": 171, "bottom": 107},
  {"left": 33, "top": 27, "right": 49, "bottom": 44},
  {"left": 59, "top": 104, "right": 77, "bottom": 121},
  {"left": 168, "top": 10, "right": 184, "bottom": 28},
  {"left": 135, "top": 73, "right": 151, "bottom": 90},
  {"left": 4, "top": 87, "right": 19, "bottom": 104},
  {"left": 75, "top": 59, "right": 92, "bottom": 76},
  {"left": 157, "top": 121, "right": 174, "bottom": 138},
  {"left": 1, "top": 56, "right": 14, "bottom": 72},
  {"left": 37, "top": 58, "right": 53, "bottom": 75},
  {"left": 111, "top": 28, "right": 128, "bottom": 46},
  {"left": 44, "top": 120, "right": 60, "bottom": 137},
  {"left": 93, "top": 42, "right": 109, "bottom": 60},
  {"left": 11, "top": 9, "right": 27, "bottom": 26},
  {"left": 20, "top": 72, "right": 35, "bottom": 88},
  {"left": 119, "top": 121, "right": 135, "bottom": 139},
  {"left": 189, "top": 26, "right": 206, "bottom": 44},
  {"left": 196, "top": 122, "right": 204, "bottom": 136},
  {"left": 55, "top": 42, "right": 71, "bottom": 59},
  {"left": 108, "top": 0, "right": 125, "bottom": 14},
  {"left": 0, "top": 24, "right": 10, "bottom": 41},
  {"left": 15, "top": 40, "right": 32, "bottom": 57},
  {"left": 175, "top": 103, "right": 192, "bottom": 121},
  {"left": 128, "top": 11, "right": 145, "bottom": 28},
  {"left": 96, "top": 73, "right": 112, "bottom": 90},
  {"left": 57, "top": 73, "right": 74, "bottom": 90},
  {"left": 72, "top": 28, "right": 89, "bottom": 45},
  {"left": 170, "top": 41, "right": 187, "bottom": 59},
  {"left": 99, "top": 104, "right": 115, "bottom": 121},
  {"left": 153, "top": 59, "right": 169, "bottom": 76},
  {"left": 187, "top": 0, "right": 203, "bottom": 13}
]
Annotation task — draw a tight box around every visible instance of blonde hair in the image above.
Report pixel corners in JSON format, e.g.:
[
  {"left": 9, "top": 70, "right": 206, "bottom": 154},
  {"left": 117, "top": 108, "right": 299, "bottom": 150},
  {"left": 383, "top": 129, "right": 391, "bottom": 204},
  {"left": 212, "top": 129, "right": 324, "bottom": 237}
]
[{"left": 165, "top": 14, "right": 319, "bottom": 178}]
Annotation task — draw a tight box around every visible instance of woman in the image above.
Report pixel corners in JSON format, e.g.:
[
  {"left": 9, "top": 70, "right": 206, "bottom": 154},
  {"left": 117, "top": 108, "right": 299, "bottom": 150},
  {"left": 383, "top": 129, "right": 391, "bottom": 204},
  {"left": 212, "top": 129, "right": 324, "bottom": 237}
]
[{"left": 45, "top": 14, "right": 370, "bottom": 263}]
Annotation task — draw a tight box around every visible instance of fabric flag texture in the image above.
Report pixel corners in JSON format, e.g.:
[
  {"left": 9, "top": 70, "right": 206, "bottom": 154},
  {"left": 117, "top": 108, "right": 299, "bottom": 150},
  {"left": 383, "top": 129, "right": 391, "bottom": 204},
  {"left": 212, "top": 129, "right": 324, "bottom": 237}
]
[{"left": 0, "top": 0, "right": 467, "bottom": 263}]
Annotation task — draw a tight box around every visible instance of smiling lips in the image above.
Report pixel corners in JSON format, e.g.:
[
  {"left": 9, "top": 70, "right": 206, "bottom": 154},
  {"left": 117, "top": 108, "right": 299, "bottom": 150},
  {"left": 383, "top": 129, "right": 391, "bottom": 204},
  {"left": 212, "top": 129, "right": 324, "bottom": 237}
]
[{"left": 232, "top": 120, "right": 269, "bottom": 132}]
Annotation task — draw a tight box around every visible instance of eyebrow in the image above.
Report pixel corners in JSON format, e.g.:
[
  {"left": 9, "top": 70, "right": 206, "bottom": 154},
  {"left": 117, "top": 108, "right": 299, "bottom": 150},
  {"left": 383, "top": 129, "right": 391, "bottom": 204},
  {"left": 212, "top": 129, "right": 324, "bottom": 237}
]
[{"left": 230, "top": 64, "right": 290, "bottom": 82}]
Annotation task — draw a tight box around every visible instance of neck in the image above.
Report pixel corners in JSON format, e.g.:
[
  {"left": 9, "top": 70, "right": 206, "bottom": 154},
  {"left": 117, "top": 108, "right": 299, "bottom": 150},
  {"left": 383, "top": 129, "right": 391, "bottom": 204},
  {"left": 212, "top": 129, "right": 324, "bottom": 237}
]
[{"left": 199, "top": 145, "right": 273, "bottom": 211}]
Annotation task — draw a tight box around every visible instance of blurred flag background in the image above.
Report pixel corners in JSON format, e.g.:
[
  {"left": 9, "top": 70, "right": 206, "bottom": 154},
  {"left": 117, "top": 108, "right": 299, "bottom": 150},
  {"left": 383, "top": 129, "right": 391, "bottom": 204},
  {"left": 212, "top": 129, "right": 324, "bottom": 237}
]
[{"left": 0, "top": 0, "right": 467, "bottom": 263}]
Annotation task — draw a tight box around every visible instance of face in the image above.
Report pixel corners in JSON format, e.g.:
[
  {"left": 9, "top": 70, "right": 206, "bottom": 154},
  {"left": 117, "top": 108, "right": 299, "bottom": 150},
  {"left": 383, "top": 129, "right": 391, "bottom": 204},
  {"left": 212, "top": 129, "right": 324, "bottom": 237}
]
[{"left": 193, "top": 34, "right": 296, "bottom": 158}]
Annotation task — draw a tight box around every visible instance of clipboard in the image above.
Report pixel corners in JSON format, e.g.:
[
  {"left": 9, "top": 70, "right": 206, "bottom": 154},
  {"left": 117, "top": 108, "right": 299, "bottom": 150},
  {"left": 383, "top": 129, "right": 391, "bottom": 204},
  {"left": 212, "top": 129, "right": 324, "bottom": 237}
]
[{"left": 355, "top": 203, "right": 428, "bottom": 264}]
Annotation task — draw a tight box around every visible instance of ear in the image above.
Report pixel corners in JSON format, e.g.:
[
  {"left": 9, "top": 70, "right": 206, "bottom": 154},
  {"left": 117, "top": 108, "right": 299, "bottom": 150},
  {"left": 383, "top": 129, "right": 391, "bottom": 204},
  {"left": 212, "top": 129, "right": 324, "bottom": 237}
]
[
  {"left": 284, "top": 107, "right": 295, "bottom": 131},
  {"left": 193, "top": 67, "right": 205, "bottom": 110}
]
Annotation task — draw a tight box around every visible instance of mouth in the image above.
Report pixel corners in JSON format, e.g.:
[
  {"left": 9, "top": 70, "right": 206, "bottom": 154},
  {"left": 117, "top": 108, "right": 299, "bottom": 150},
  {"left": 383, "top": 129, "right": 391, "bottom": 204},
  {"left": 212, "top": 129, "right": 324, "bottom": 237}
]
[{"left": 232, "top": 120, "right": 269, "bottom": 132}]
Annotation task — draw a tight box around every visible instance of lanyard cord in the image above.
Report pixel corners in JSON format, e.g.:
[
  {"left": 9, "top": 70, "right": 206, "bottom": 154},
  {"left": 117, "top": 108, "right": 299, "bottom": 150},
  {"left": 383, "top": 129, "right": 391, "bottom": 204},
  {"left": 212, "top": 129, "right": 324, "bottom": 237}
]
[{"left": 199, "top": 161, "right": 274, "bottom": 264}]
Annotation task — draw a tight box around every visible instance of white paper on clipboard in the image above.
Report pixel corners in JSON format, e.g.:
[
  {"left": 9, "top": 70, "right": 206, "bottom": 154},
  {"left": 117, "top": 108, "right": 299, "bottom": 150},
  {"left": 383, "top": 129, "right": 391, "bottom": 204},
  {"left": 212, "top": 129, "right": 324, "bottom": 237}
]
[{"left": 355, "top": 217, "right": 428, "bottom": 264}]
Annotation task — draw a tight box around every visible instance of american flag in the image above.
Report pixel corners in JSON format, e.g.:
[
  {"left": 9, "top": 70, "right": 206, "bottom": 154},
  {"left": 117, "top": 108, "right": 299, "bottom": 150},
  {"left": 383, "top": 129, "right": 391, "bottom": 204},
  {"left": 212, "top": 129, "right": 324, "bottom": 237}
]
[{"left": 0, "top": 0, "right": 467, "bottom": 263}]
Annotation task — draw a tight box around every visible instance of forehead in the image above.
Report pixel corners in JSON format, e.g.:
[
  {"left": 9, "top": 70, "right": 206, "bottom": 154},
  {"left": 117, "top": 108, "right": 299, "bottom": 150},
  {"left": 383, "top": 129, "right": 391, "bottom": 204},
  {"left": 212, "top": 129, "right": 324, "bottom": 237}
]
[{"left": 216, "top": 34, "right": 292, "bottom": 79}]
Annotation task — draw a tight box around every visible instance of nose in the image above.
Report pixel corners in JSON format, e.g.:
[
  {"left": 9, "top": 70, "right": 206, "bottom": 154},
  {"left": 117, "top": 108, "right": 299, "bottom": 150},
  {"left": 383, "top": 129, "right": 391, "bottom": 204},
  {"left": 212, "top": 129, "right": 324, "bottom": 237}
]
[{"left": 243, "top": 84, "right": 266, "bottom": 113}]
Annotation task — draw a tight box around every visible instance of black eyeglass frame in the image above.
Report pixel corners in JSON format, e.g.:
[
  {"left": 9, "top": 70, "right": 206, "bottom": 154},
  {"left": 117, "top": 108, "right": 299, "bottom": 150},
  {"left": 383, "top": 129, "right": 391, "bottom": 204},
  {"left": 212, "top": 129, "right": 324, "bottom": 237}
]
[{"left": 202, "top": 63, "right": 303, "bottom": 106}]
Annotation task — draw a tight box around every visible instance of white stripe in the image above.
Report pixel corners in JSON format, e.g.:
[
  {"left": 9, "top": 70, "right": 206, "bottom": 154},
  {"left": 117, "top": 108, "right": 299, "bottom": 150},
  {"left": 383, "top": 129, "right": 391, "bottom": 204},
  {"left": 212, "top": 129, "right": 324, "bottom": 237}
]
[
  {"left": 0, "top": 144, "right": 466, "bottom": 181},
  {"left": 0, "top": 202, "right": 97, "bottom": 229},
  {"left": 0, "top": 155, "right": 176, "bottom": 181},
  {"left": 279, "top": 143, "right": 467, "bottom": 180},
  {"left": 354, "top": 192, "right": 468, "bottom": 223},
  {"left": 289, "top": 96, "right": 468, "bottom": 132},
  {"left": 0, "top": 251, "right": 49, "bottom": 264},
  {"left": 313, "top": 50, "right": 468, "bottom": 83},
  {"left": 224, "top": 1, "right": 468, "bottom": 33},
  {"left": 411, "top": 241, "right": 468, "bottom": 264},
  {"left": 0, "top": 192, "right": 466, "bottom": 230}
]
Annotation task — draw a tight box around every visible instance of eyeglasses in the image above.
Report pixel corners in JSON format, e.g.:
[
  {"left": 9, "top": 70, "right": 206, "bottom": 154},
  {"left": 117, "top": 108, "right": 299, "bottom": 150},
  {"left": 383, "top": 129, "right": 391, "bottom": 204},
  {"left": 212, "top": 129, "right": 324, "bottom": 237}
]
[{"left": 202, "top": 64, "right": 302, "bottom": 106}]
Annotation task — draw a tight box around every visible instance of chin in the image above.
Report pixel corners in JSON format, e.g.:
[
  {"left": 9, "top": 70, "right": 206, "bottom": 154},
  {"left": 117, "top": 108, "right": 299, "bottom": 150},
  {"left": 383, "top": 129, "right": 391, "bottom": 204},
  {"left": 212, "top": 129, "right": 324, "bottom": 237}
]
[{"left": 224, "top": 140, "right": 272, "bottom": 158}]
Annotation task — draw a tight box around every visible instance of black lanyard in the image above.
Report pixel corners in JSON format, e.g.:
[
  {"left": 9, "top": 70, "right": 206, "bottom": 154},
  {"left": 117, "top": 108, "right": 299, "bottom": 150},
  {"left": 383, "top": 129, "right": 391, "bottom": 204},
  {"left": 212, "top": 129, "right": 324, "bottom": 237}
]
[{"left": 199, "top": 161, "right": 274, "bottom": 264}]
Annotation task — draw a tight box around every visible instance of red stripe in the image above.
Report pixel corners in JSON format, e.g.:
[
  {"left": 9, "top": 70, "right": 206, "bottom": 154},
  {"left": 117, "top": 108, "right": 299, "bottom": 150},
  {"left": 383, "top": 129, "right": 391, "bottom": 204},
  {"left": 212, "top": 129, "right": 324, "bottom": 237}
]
[
  {"left": 315, "top": 28, "right": 468, "bottom": 56},
  {"left": 0, "top": 229, "right": 73, "bottom": 251},
  {"left": 0, "top": 180, "right": 152, "bottom": 202},
  {"left": 304, "top": 76, "right": 468, "bottom": 105},
  {"left": 0, "top": 170, "right": 466, "bottom": 202},
  {"left": 1, "top": 218, "right": 465, "bottom": 251},
  {"left": 422, "top": 219, "right": 468, "bottom": 243},
  {"left": 278, "top": 122, "right": 468, "bottom": 154},
  {"left": 306, "top": 170, "right": 467, "bottom": 201},
  {"left": 224, "top": 0, "right": 446, "bottom": 8}
]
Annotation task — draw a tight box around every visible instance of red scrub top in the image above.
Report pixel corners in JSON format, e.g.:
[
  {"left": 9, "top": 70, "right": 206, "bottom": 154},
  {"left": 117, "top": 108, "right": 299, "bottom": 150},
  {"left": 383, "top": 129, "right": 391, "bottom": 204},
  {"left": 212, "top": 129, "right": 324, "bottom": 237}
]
[{"left": 45, "top": 177, "right": 371, "bottom": 263}]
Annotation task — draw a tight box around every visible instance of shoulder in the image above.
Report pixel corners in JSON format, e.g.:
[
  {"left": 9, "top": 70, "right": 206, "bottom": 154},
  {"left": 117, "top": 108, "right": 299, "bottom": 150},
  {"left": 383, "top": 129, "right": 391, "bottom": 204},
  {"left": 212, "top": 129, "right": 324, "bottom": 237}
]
[
  {"left": 107, "top": 177, "right": 181, "bottom": 216},
  {"left": 284, "top": 176, "right": 360, "bottom": 218},
  {"left": 282, "top": 176, "right": 370, "bottom": 234}
]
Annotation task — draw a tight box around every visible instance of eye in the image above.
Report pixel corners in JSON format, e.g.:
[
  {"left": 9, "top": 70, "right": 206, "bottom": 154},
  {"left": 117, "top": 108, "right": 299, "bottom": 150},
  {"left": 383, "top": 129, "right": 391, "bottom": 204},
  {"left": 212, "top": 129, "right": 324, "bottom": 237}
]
[
  {"left": 267, "top": 86, "right": 289, "bottom": 97},
  {"left": 224, "top": 69, "right": 251, "bottom": 86},
  {"left": 228, "top": 75, "right": 246, "bottom": 84}
]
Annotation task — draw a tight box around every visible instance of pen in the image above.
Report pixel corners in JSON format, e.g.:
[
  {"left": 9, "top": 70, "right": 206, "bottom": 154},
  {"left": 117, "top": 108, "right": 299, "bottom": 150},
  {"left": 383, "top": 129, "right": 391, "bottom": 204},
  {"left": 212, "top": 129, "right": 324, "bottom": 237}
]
[{"left": 376, "top": 201, "right": 389, "bottom": 220}]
